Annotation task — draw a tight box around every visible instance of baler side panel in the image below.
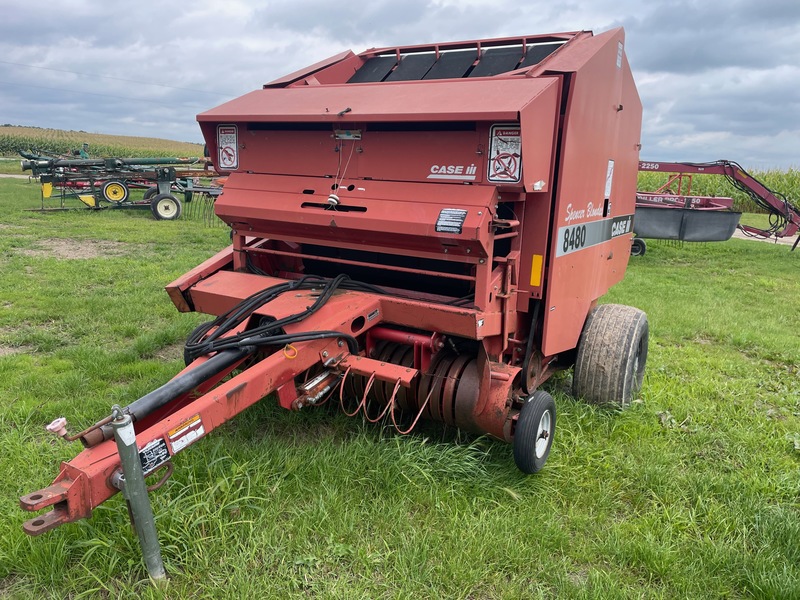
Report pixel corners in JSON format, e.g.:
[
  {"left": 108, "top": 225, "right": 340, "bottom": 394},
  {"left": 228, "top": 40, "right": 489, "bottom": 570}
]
[
  {"left": 519, "top": 79, "right": 561, "bottom": 194},
  {"left": 541, "top": 29, "right": 642, "bottom": 357},
  {"left": 513, "top": 79, "right": 562, "bottom": 305}
]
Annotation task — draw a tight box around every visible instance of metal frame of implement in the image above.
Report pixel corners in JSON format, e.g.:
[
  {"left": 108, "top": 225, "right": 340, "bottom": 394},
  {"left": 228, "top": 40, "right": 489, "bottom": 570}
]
[{"left": 634, "top": 160, "right": 800, "bottom": 251}]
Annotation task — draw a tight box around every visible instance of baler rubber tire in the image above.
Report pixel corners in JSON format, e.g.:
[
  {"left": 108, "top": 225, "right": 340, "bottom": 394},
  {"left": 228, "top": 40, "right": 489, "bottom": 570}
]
[
  {"left": 513, "top": 390, "right": 556, "bottom": 474},
  {"left": 150, "top": 193, "right": 182, "bottom": 220},
  {"left": 101, "top": 180, "right": 129, "bottom": 203},
  {"left": 572, "top": 304, "right": 648, "bottom": 407},
  {"left": 143, "top": 186, "right": 159, "bottom": 201},
  {"left": 630, "top": 238, "right": 646, "bottom": 257}
]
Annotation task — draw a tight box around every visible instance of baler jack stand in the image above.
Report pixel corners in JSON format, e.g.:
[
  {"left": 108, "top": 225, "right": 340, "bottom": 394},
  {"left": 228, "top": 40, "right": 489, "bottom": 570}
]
[{"left": 110, "top": 406, "right": 167, "bottom": 581}]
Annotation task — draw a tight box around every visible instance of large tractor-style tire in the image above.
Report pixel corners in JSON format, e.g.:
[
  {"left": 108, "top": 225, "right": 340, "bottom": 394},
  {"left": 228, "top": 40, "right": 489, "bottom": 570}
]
[
  {"left": 573, "top": 304, "right": 648, "bottom": 407},
  {"left": 150, "top": 193, "right": 182, "bottom": 221},
  {"left": 513, "top": 390, "right": 556, "bottom": 474},
  {"left": 101, "top": 180, "right": 129, "bottom": 203}
]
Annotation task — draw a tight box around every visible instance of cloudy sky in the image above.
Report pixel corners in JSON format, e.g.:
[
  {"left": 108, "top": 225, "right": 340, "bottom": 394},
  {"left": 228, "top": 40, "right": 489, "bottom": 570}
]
[{"left": 1, "top": 0, "right": 798, "bottom": 169}]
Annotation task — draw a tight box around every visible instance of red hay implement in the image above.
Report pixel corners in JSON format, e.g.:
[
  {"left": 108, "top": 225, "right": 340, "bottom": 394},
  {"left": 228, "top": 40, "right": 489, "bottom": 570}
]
[{"left": 21, "top": 28, "right": 647, "bottom": 578}]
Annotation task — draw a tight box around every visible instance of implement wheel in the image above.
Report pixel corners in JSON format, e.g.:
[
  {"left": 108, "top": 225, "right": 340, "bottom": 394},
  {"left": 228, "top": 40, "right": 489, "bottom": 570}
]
[
  {"left": 101, "top": 180, "right": 129, "bottom": 203},
  {"left": 513, "top": 390, "right": 556, "bottom": 474},
  {"left": 573, "top": 304, "right": 648, "bottom": 407},
  {"left": 630, "top": 237, "right": 646, "bottom": 257},
  {"left": 150, "top": 193, "right": 182, "bottom": 221},
  {"left": 143, "top": 186, "right": 159, "bottom": 201}
]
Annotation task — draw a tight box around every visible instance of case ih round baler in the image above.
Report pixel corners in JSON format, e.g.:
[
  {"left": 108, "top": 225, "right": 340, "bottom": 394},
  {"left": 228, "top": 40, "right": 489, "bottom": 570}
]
[{"left": 21, "top": 28, "right": 647, "bottom": 578}]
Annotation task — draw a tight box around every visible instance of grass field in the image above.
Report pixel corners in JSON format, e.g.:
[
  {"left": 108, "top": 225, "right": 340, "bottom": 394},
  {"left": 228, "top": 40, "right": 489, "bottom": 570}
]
[{"left": 0, "top": 178, "right": 798, "bottom": 598}]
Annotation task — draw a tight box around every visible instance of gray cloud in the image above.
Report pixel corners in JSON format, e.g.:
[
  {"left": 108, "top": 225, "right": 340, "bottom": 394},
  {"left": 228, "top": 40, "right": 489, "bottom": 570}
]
[{"left": 0, "top": 0, "right": 797, "bottom": 169}]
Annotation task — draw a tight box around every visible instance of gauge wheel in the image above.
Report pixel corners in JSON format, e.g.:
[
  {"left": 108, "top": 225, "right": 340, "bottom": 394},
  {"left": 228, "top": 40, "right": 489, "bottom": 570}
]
[
  {"left": 143, "top": 186, "right": 159, "bottom": 201},
  {"left": 513, "top": 390, "right": 556, "bottom": 474},
  {"left": 150, "top": 193, "right": 182, "bottom": 221},
  {"left": 101, "top": 180, "right": 129, "bottom": 203},
  {"left": 630, "top": 237, "right": 647, "bottom": 257}
]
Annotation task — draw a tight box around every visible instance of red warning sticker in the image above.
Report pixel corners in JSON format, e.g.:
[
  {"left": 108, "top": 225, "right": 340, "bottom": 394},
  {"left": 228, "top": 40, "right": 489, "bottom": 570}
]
[
  {"left": 168, "top": 414, "right": 205, "bottom": 454},
  {"left": 488, "top": 124, "right": 522, "bottom": 183}
]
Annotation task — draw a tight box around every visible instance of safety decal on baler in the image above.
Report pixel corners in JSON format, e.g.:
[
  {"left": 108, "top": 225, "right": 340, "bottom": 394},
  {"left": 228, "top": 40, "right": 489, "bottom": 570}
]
[
  {"left": 555, "top": 214, "right": 634, "bottom": 257},
  {"left": 436, "top": 208, "right": 468, "bottom": 234},
  {"left": 487, "top": 124, "right": 522, "bottom": 183},
  {"left": 217, "top": 125, "right": 239, "bottom": 170},
  {"left": 168, "top": 414, "right": 205, "bottom": 454},
  {"left": 139, "top": 438, "right": 171, "bottom": 475}
]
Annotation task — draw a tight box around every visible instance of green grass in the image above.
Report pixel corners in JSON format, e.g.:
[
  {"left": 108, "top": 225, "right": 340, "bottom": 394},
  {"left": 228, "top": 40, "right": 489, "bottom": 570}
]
[{"left": 0, "top": 178, "right": 798, "bottom": 598}]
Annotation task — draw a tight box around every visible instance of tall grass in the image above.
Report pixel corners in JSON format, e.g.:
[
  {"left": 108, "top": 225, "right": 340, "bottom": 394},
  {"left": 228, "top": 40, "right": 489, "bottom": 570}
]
[{"left": 0, "top": 178, "right": 797, "bottom": 598}]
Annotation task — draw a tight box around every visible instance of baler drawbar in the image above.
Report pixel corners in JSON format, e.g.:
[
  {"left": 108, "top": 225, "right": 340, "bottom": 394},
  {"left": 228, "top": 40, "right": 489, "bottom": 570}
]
[{"left": 21, "top": 28, "right": 648, "bottom": 579}]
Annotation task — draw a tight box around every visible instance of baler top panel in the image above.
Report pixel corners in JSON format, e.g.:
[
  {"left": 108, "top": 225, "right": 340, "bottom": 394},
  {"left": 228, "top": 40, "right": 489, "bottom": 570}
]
[
  {"left": 198, "top": 77, "right": 557, "bottom": 123},
  {"left": 264, "top": 33, "right": 575, "bottom": 87}
]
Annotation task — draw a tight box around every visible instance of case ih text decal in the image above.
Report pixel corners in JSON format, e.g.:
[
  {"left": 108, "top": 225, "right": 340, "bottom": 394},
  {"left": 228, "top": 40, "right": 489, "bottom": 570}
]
[{"left": 427, "top": 164, "right": 478, "bottom": 181}]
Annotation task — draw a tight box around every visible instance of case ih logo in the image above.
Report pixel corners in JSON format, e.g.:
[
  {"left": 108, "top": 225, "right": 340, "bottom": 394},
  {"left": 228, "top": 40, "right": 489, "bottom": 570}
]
[{"left": 427, "top": 164, "right": 478, "bottom": 181}]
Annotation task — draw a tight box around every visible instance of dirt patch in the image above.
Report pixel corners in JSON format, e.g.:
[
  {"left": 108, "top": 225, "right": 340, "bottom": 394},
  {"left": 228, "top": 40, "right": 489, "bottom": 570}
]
[
  {"left": 17, "top": 238, "right": 137, "bottom": 259},
  {"left": 0, "top": 344, "right": 32, "bottom": 357},
  {"left": 731, "top": 229, "right": 797, "bottom": 246},
  {"left": 153, "top": 342, "right": 185, "bottom": 363}
]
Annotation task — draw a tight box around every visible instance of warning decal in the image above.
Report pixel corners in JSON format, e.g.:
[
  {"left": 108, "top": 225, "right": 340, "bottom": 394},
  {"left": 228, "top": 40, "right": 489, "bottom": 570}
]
[
  {"left": 168, "top": 414, "right": 205, "bottom": 454},
  {"left": 139, "top": 438, "right": 171, "bottom": 475},
  {"left": 217, "top": 125, "right": 239, "bottom": 170},
  {"left": 488, "top": 124, "right": 522, "bottom": 183},
  {"left": 436, "top": 208, "right": 468, "bottom": 234}
]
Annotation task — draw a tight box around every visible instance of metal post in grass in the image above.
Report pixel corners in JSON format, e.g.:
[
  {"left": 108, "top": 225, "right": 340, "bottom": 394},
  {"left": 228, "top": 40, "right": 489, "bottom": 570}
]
[{"left": 110, "top": 405, "right": 167, "bottom": 581}]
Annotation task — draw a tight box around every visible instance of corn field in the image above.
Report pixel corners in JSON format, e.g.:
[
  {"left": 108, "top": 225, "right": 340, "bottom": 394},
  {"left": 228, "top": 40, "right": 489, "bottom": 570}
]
[
  {"left": 638, "top": 167, "right": 800, "bottom": 214},
  {"left": 0, "top": 125, "right": 203, "bottom": 159}
]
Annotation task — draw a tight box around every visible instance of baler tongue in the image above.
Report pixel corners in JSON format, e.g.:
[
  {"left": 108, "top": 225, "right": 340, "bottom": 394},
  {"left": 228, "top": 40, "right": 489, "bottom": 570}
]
[{"left": 21, "top": 28, "right": 648, "bottom": 581}]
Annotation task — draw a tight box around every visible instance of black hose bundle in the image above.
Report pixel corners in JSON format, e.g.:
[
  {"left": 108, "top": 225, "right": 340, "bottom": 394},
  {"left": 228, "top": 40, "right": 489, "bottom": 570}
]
[{"left": 184, "top": 273, "right": 386, "bottom": 362}]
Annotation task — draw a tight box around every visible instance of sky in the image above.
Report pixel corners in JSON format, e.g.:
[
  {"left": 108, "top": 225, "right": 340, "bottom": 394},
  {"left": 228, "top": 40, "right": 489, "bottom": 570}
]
[{"left": 1, "top": 0, "right": 798, "bottom": 169}]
